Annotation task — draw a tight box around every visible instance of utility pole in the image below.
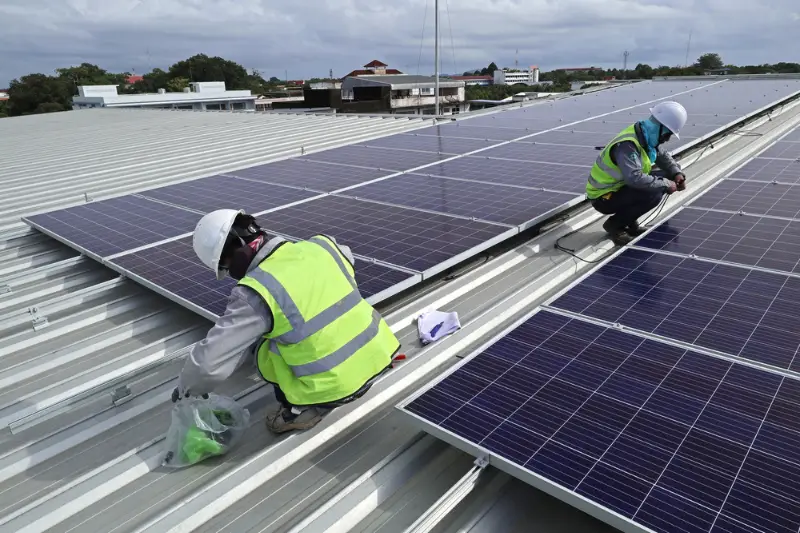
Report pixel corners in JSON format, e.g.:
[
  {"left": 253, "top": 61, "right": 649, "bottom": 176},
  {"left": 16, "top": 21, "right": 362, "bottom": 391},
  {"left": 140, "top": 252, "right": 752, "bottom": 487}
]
[
  {"left": 623, "top": 50, "right": 630, "bottom": 79},
  {"left": 685, "top": 30, "right": 693, "bottom": 67},
  {"left": 434, "top": 0, "right": 440, "bottom": 116}
]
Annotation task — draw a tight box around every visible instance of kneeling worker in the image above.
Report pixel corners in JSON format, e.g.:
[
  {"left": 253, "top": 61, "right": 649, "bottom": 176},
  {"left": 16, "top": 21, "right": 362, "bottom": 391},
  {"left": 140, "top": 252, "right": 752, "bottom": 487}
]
[
  {"left": 587, "top": 100, "right": 688, "bottom": 245},
  {"left": 172, "top": 209, "right": 400, "bottom": 433}
]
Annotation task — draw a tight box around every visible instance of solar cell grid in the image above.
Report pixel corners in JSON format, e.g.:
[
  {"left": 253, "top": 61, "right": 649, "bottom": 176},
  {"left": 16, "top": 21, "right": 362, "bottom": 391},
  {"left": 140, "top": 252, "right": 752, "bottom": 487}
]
[
  {"left": 758, "top": 141, "right": 800, "bottom": 161},
  {"left": 636, "top": 208, "right": 800, "bottom": 275},
  {"left": 301, "top": 145, "right": 452, "bottom": 172},
  {"left": 521, "top": 130, "right": 610, "bottom": 148},
  {"left": 404, "top": 125, "right": 539, "bottom": 141},
  {"left": 480, "top": 142, "right": 601, "bottom": 165},
  {"left": 24, "top": 196, "right": 201, "bottom": 259},
  {"left": 139, "top": 174, "right": 319, "bottom": 215},
  {"left": 549, "top": 248, "right": 800, "bottom": 372},
  {"left": 784, "top": 129, "right": 800, "bottom": 142},
  {"left": 403, "top": 310, "right": 800, "bottom": 533},
  {"left": 263, "top": 195, "right": 510, "bottom": 273},
  {"left": 726, "top": 157, "right": 800, "bottom": 184},
  {"left": 690, "top": 180, "right": 800, "bottom": 219},
  {"left": 420, "top": 157, "right": 589, "bottom": 194},
  {"left": 110, "top": 235, "right": 418, "bottom": 317},
  {"left": 228, "top": 158, "right": 391, "bottom": 192},
  {"left": 341, "top": 174, "right": 580, "bottom": 227},
  {"left": 361, "top": 134, "right": 501, "bottom": 155}
]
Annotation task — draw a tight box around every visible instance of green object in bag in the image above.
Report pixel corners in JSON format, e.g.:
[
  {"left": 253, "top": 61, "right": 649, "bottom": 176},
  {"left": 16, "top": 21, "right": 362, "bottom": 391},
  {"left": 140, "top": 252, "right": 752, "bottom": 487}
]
[{"left": 182, "top": 426, "right": 225, "bottom": 464}]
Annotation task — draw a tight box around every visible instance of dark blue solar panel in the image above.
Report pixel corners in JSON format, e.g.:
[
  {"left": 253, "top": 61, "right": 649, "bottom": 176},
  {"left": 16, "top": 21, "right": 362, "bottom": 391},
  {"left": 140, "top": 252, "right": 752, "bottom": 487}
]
[
  {"left": 139, "top": 175, "right": 319, "bottom": 215},
  {"left": 361, "top": 134, "right": 501, "bottom": 155},
  {"left": 690, "top": 180, "right": 800, "bottom": 219},
  {"left": 228, "top": 159, "right": 391, "bottom": 192},
  {"left": 403, "top": 309, "right": 800, "bottom": 533},
  {"left": 759, "top": 141, "right": 800, "bottom": 161},
  {"left": 110, "top": 235, "right": 417, "bottom": 317},
  {"left": 301, "top": 145, "right": 452, "bottom": 172},
  {"left": 407, "top": 125, "right": 542, "bottom": 141},
  {"left": 480, "top": 142, "right": 601, "bottom": 165},
  {"left": 636, "top": 208, "right": 800, "bottom": 274},
  {"left": 419, "top": 156, "right": 588, "bottom": 194},
  {"left": 550, "top": 248, "right": 800, "bottom": 372},
  {"left": 726, "top": 157, "right": 800, "bottom": 184},
  {"left": 263, "top": 195, "right": 509, "bottom": 273},
  {"left": 784, "top": 129, "right": 800, "bottom": 142},
  {"left": 527, "top": 130, "right": 614, "bottom": 148},
  {"left": 340, "top": 174, "right": 579, "bottom": 227},
  {"left": 24, "top": 196, "right": 201, "bottom": 258}
]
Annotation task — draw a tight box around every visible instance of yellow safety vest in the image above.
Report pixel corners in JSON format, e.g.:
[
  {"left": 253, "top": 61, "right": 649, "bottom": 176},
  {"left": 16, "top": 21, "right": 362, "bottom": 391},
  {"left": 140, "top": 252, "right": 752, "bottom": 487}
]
[
  {"left": 239, "top": 235, "right": 399, "bottom": 406},
  {"left": 586, "top": 124, "right": 653, "bottom": 200}
]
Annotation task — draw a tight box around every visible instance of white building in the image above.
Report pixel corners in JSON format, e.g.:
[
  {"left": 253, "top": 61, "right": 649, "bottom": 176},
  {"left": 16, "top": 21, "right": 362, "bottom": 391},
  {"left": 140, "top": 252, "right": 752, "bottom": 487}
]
[
  {"left": 493, "top": 66, "right": 541, "bottom": 86},
  {"left": 72, "top": 82, "right": 257, "bottom": 111},
  {"left": 341, "top": 74, "right": 469, "bottom": 115}
]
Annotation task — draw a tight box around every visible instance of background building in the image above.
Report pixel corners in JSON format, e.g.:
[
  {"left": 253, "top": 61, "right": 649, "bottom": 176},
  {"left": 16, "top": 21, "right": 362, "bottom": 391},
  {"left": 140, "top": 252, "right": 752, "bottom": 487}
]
[
  {"left": 341, "top": 74, "right": 468, "bottom": 115},
  {"left": 493, "top": 66, "right": 541, "bottom": 85},
  {"left": 72, "top": 81, "right": 256, "bottom": 111},
  {"left": 448, "top": 75, "right": 493, "bottom": 86}
]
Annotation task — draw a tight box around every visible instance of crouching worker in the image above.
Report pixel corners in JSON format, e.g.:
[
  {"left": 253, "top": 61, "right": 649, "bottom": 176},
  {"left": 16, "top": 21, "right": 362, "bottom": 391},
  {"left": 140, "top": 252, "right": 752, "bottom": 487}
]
[
  {"left": 587, "top": 101, "right": 688, "bottom": 245},
  {"left": 171, "top": 209, "right": 400, "bottom": 433}
]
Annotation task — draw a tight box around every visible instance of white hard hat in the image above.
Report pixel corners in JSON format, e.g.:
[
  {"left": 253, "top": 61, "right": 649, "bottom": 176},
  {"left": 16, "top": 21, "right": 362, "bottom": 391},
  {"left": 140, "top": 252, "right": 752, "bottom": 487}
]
[
  {"left": 649, "top": 101, "right": 687, "bottom": 139},
  {"left": 193, "top": 208, "right": 243, "bottom": 280}
]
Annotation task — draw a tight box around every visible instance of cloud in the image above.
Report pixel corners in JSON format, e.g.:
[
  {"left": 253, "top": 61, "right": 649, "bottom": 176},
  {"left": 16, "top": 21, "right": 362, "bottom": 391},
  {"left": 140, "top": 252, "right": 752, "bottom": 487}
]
[{"left": 1, "top": 0, "right": 798, "bottom": 86}]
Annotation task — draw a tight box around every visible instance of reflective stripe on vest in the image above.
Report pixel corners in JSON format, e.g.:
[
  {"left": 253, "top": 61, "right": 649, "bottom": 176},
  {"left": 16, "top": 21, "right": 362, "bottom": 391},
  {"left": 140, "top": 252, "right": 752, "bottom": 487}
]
[
  {"left": 246, "top": 239, "right": 361, "bottom": 347},
  {"left": 270, "top": 308, "right": 383, "bottom": 377},
  {"left": 587, "top": 128, "right": 649, "bottom": 199}
]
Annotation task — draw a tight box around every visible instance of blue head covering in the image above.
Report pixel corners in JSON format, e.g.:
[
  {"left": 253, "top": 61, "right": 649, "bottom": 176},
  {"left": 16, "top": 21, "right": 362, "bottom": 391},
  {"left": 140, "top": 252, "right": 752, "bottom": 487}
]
[{"left": 637, "top": 117, "right": 662, "bottom": 164}]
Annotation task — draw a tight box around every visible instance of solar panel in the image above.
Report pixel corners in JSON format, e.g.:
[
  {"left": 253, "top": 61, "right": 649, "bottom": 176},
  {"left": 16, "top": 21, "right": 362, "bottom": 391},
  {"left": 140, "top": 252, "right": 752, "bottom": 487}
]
[
  {"left": 400, "top": 309, "right": 800, "bottom": 533},
  {"left": 524, "top": 130, "right": 616, "bottom": 148},
  {"left": 479, "top": 142, "right": 601, "bottom": 165},
  {"left": 360, "top": 134, "right": 502, "bottom": 155},
  {"left": 784, "top": 129, "right": 800, "bottom": 142},
  {"left": 690, "top": 180, "right": 800, "bottom": 219},
  {"left": 23, "top": 196, "right": 201, "bottom": 259},
  {"left": 139, "top": 174, "right": 320, "bottom": 214},
  {"left": 110, "top": 235, "right": 420, "bottom": 319},
  {"left": 726, "top": 157, "right": 800, "bottom": 184},
  {"left": 408, "top": 124, "right": 547, "bottom": 141},
  {"left": 758, "top": 141, "right": 800, "bottom": 161},
  {"left": 227, "top": 158, "right": 392, "bottom": 192},
  {"left": 301, "top": 145, "right": 452, "bottom": 172},
  {"left": 263, "top": 195, "right": 513, "bottom": 274},
  {"left": 420, "top": 157, "right": 590, "bottom": 194},
  {"left": 549, "top": 248, "right": 800, "bottom": 371},
  {"left": 340, "top": 174, "right": 581, "bottom": 227},
  {"left": 635, "top": 208, "right": 800, "bottom": 275}
]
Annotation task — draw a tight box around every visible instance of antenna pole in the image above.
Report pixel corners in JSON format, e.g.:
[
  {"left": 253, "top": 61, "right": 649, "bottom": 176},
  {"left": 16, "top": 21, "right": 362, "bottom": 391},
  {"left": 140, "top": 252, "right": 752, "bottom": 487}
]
[
  {"left": 623, "top": 50, "right": 629, "bottom": 79},
  {"left": 434, "top": 0, "right": 440, "bottom": 116},
  {"left": 685, "top": 30, "right": 693, "bottom": 67}
]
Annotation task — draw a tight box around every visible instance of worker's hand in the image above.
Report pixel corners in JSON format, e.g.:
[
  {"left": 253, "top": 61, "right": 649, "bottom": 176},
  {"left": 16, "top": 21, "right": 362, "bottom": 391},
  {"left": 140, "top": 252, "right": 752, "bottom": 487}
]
[
  {"left": 674, "top": 173, "right": 686, "bottom": 191},
  {"left": 171, "top": 387, "right": 208, "bottom": 403},
  {"left": 665, "top": 180, "right": 678, "bottom": 194}
]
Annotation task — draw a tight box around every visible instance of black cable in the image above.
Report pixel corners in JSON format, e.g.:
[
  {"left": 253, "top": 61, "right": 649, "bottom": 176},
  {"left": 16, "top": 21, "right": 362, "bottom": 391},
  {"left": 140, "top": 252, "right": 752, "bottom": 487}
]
[{"left": 554, "top": 227, "right": 617, "bottom": 264}]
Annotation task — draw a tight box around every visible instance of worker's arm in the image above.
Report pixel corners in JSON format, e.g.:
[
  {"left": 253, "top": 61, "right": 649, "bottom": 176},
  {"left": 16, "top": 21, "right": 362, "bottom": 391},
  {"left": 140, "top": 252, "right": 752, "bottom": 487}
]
[
  {"left": 654, "top": 146, "right": 683, "bottom": 179},
  {"left": 177, "top": 286, "right": 273, "bottom": 397},
  {"left": 322, "top": 234, "right": 355, "bottom": 266},
  {"left": 611, "top": 141, "right": 673, "bottom": 191}
]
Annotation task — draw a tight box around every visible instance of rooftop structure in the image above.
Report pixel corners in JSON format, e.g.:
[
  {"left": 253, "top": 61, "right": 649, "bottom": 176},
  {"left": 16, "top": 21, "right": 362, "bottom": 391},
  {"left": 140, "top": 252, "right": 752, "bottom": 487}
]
[
  {"left": 2, "top": 78, "right": 800, "bottom": 533},
  {"left": 449, "top": 75, "right": 493, "bottom": 86},
  {"left": 72, "top": 81, "right": 257, "bottom": 111},
  {"left": 342, "top": 74, "right": 469, "bottom": 115},
  {"left": 345, "top": 59, "right": 404, "bottom": 78},
  {"left": 494, "top": 66, "right": 540, "bottom": 86}
]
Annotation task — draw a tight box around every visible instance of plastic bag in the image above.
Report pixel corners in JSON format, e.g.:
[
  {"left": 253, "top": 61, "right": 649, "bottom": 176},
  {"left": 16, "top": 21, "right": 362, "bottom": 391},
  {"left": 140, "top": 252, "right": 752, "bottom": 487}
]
[{"left": 162, "top": 394, "right": 250, "bottom": 468}]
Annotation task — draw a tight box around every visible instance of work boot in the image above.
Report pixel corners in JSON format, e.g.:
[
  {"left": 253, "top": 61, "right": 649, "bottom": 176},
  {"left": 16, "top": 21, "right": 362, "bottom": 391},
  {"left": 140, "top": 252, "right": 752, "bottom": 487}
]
[
  {"left": 603, "top": 219, "right": 633, "bottom": 246},
  {"left": 266, "top": 405, "right": 326, "bottom": 434},
  {"left": 626, "top": 222, "right": 647, "bottom": 237}
]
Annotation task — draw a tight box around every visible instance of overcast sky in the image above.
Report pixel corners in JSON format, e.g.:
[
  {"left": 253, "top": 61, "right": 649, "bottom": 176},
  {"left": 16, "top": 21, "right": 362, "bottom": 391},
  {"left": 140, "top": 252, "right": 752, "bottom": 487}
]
[{"left": 1, "top": 0, "right": 799, "bottom": 86}]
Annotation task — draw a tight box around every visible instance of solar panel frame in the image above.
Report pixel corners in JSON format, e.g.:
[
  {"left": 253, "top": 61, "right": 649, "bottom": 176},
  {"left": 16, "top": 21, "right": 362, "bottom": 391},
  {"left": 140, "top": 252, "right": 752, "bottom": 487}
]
[
  {"left": 226, "top": 158, "right": 394, "bottom": 192},
  {"left": 398, "top": 308, "right": 800, "bottom": 533},
  {"left": 300, "top": 145, "right": 454, "bottom": 172},
  {"left": 758, "top": 141, "right": 800, "bottom": 161},
  {"left": 784, "top": 129, "right": 800, "bottom": 142}
]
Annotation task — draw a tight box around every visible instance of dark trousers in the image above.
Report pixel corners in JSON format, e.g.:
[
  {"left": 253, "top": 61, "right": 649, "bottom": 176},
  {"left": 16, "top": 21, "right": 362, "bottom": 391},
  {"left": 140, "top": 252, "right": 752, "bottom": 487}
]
[{"left": 591, "top": 186, "right": 665, "bottom": 231}]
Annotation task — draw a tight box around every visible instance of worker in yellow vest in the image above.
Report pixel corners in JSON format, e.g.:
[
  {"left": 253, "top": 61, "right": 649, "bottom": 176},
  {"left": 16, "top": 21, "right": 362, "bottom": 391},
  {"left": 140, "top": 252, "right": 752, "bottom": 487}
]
[
  {"left": 172, "top": 209, "right": 400, "bottom": 433},
  {"left": 587, "top": 101, "right": 688, "bottom": 245}
]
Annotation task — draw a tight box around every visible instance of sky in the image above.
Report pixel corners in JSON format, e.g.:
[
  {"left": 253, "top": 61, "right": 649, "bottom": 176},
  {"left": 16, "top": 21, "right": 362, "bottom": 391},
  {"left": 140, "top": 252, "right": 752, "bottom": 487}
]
[{"left": 1, "top": 0, "right": 799, "bottom": 86}]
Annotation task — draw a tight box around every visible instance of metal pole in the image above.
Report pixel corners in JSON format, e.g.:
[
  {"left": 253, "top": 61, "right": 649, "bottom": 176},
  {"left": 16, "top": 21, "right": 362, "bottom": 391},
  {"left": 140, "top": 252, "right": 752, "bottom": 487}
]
[{"left": 434, "top": 0, "right": 440, "bottom": 116}]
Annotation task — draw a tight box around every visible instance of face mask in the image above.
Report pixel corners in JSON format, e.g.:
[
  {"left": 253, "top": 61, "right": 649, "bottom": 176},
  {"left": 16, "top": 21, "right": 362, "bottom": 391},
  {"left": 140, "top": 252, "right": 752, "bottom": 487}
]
[{"left": 228, "top": 234, "right": 265, "bottom": 280}]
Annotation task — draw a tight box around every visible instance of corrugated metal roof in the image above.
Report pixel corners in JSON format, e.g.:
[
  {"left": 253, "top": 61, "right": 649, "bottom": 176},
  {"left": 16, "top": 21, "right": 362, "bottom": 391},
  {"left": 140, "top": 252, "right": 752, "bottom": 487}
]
[
  {"left": 0, "top": 92, "right": 798, "bottom": 533},
  {"left": 0, "top": 108, "right": 427, "bottom": 231}
]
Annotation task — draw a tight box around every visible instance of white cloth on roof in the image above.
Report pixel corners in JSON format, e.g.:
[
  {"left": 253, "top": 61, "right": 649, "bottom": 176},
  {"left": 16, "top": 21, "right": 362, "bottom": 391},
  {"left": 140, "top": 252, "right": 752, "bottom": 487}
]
[{"left": 417, "top": 310, "right": 461, "bottom": 345}]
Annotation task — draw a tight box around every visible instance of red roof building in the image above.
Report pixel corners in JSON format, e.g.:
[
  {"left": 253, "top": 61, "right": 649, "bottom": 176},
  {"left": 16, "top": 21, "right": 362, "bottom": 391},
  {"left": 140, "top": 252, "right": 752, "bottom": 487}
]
[
  {"left": 363, "top": 60, "right": 388, "bottom": 68},
  {"left": 344, "top": 60, "right": 403, "bottom": 78},
  {"left": 126, "top": 75, "right": 144, "bottom": 84}
]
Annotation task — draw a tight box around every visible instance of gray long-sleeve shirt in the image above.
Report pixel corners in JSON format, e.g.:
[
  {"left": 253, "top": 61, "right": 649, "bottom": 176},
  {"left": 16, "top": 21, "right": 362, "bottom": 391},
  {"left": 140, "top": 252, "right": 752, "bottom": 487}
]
[
  {"left": 611, "top": 141, "right": 682, "bottom": 191},
  {"left": 178, "top": 235, "right": 356, "bottom": 396}
]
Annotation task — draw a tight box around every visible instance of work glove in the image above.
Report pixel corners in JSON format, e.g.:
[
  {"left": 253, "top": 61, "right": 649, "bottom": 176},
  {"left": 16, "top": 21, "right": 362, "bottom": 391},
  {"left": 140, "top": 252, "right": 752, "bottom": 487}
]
[
  {"left": 665, "top": 180, "right": 678, "bottom": 195},
  {"left": 171, "top": 385, "right": 209, "bottom": 403},
  {"left": 673, "top": 173, "right": 686, "bottom": 191}
]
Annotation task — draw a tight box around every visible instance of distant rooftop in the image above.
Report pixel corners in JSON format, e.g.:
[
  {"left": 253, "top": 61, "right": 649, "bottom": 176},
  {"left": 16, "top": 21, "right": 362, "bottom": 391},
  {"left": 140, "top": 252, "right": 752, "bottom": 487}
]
[
  {"left": 364, "top": 59, "right": 388, "bottom": 68},
  {"left": 346, "top": 74, "right": 464, "bottom": 89},
  {"left": 72, "top": 81, "right": 255, "bottom": 110}
]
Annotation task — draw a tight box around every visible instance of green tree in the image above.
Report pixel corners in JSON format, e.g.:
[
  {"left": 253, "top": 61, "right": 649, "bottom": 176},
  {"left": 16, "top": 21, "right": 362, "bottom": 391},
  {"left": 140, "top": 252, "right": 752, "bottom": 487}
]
[
  {"left": 166, "top": 76, "right": 190, "bottom": 92},
  {"left": 634, "top": 63, "right": 654, "bottom": 79},
  {"left": 168, "top": 54, "right": 251, "bottom": 89},
  {"left": 6, "top": 73, "right": 73, "bottom": 116},
  {"left": 695, "top": 53, "right": 724, "bottom": 70},
  {"left": 0, "top": 100, "right": 8, "bottom": 118}
]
